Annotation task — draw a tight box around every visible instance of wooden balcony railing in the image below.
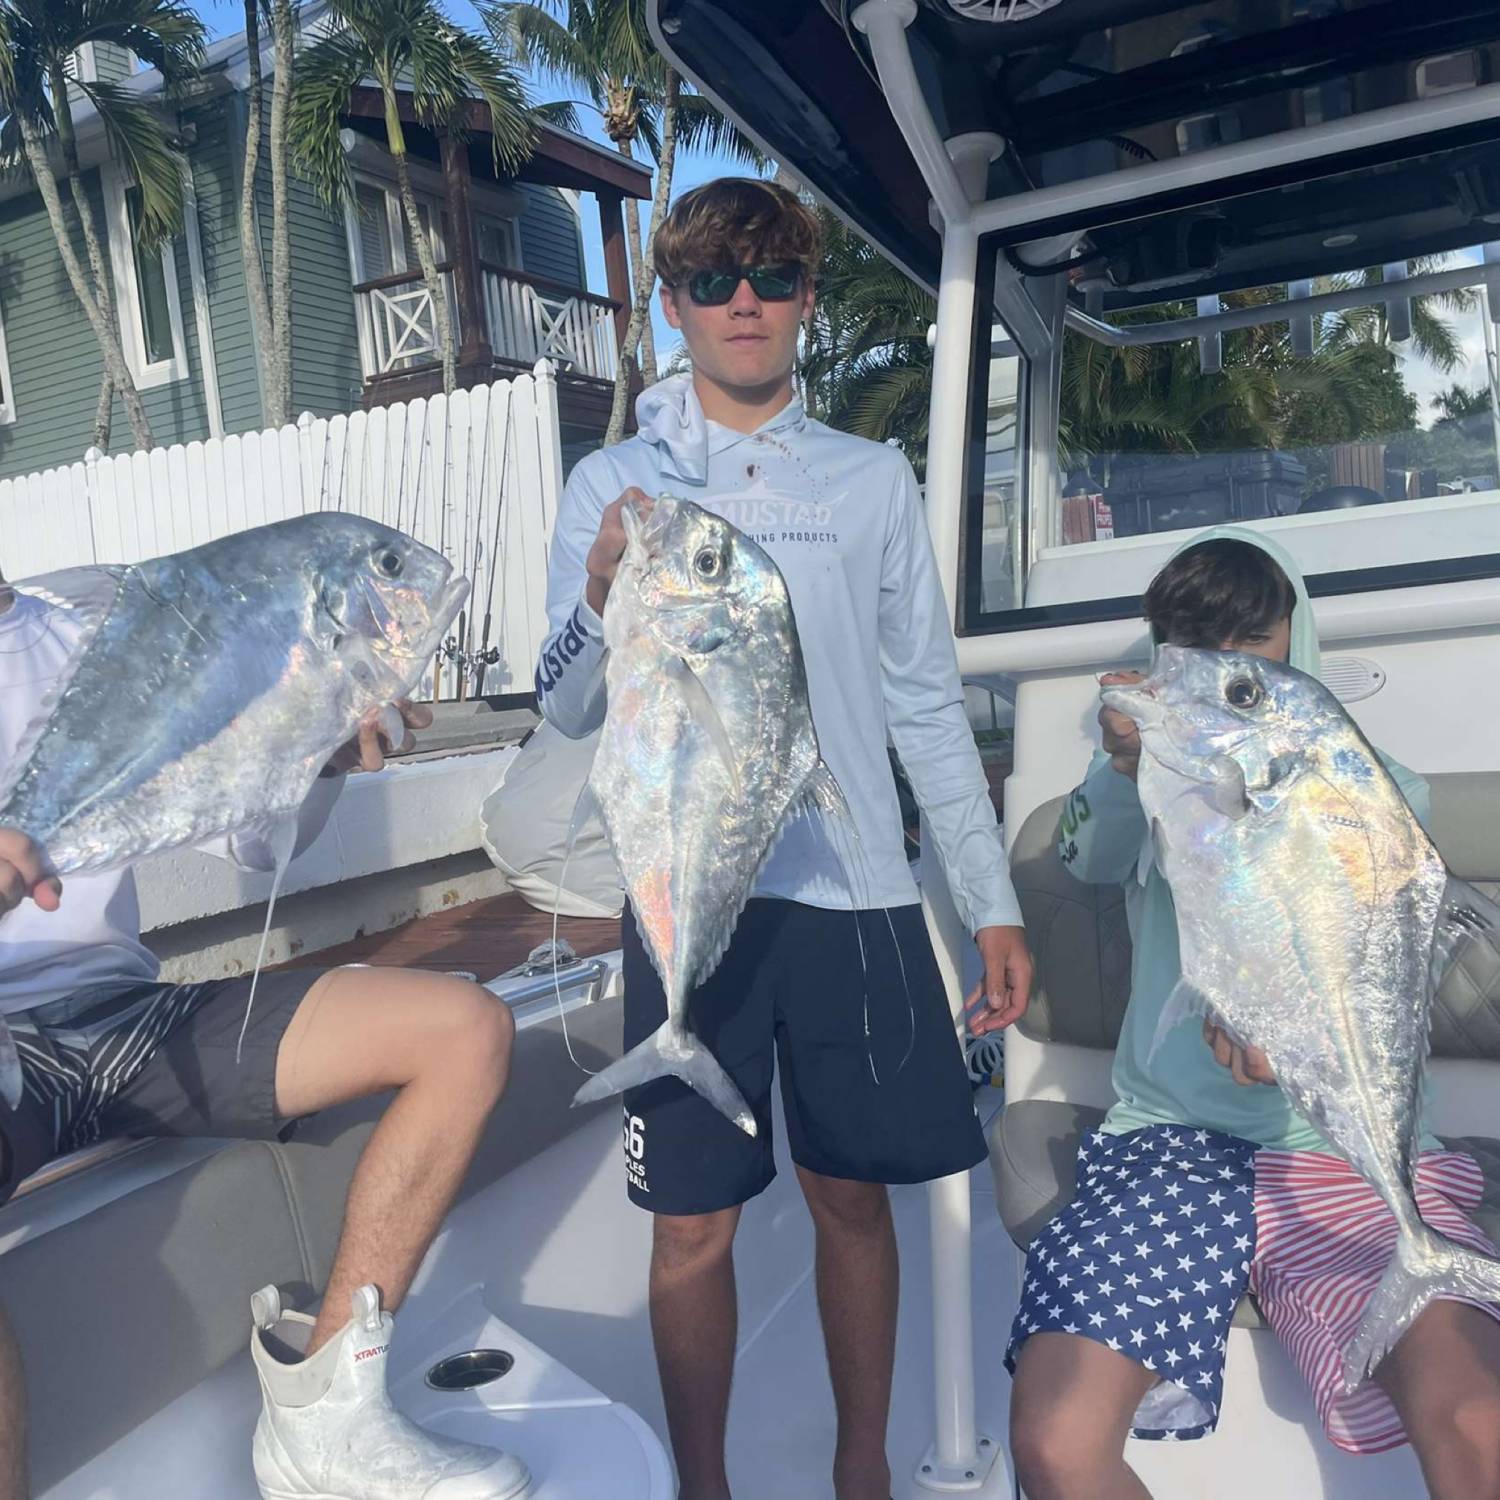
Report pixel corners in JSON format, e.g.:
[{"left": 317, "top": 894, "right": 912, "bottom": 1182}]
[{"left": 352, "top": 262, "right": 619, "bottom": 383}]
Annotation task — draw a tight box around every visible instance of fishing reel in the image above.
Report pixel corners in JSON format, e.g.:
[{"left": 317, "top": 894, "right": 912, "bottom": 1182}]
[{"left": 439, "top": 635, "right": 503, "bottom": 680}]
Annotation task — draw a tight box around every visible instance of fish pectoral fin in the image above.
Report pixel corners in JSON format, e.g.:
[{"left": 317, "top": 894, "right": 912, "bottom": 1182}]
[
  {"left": 805, "top": 762, "right": 851, "bottom": 820},
  {"left": 15, "top": 564, "right": 126, "bottom": 620},
  {"left": 1244, "top": 751, "right": 1305, "bottom": 812},
  {"left": 1207, "top": 758, "right": 1249, "bottom": 819},
  {"left": 668, "top": 656, "right": 741, "bottom": 801}
]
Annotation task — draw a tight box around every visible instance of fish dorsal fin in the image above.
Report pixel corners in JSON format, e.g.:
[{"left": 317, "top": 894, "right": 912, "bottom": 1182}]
[
  {"left": 0, "top": 566, "right": 129, "bottom": 821},
  {"left": 668, "top": 656, "right": 741, "bottom": 802}
]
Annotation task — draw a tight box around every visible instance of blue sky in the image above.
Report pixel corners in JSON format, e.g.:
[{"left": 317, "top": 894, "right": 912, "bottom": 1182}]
[{"left": 197, "top": 0, "right": 753, "bottom": 363}]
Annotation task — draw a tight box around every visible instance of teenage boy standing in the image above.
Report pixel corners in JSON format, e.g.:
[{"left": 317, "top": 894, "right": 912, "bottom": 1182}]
[{"left": 535, "top": 178, "right": 1031, "bottom": 1500}]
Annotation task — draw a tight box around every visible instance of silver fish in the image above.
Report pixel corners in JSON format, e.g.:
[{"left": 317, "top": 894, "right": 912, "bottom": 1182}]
[
  {"left": 571, "top": 496, "right": 847, "bottom": 1135},
  {"left": 2, "top": 513, "right": 468, "bottom": 874},
  {"left": 1104, "top": 644, "right": 1500, "bottom": 1387}
]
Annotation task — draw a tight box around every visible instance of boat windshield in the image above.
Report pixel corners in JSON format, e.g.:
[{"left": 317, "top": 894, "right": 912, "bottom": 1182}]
[{"left": 970, "top": 255, "right": 1500, "bottom": 629}]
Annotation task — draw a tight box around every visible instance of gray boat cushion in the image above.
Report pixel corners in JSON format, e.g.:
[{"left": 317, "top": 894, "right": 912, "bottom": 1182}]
[
  {"left": 1, "top": 998, "right": 623, "bottom": 1494},
  {"left": 1009, "top": 776, "right": 1500, "bottom": 1061},
  {"left": 1009, "top": 794, "right": 1131, "bottom": 1050}
]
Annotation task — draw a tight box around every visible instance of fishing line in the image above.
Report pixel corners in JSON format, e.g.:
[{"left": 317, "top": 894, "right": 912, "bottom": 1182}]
[
  {"left": 810, "top": 779, "right": 916, "bottom": 1084},
  {"left": 235, "top": 816, "right": 299, "bottom": 1064},
  {"left": 550, "top": 778, "right": 606, "bottom": 1080}
]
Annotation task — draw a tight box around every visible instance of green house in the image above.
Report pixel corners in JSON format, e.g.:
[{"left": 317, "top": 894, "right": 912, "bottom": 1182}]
[{"left": 0, "top": 16, "right": 651, "bottom": 483}]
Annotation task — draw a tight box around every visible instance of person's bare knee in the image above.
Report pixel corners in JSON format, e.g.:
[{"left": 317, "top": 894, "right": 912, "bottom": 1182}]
[
  {"left": 1009, "top": 1334, "right": 1148, "bottom": 1496},
  {"left": 799, "top": 1170, "right": 889, "bottom": 1239},
  {"left": 277, "top": 969, "right": 514, "bottom": 1118},
  {"left": 652, "top": 1208, "right": 739, "bottom": 1278},
  {"left": 417, "top": 979, "right": 515, "bottom": 1101}
]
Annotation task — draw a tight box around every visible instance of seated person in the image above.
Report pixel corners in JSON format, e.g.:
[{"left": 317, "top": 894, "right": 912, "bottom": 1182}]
[
  {"left": 988, "top": 528, "right": 1500, "bottom": 1500},
  {"left": 0, "top": 575, "right": 528, "bottom": 1500}
]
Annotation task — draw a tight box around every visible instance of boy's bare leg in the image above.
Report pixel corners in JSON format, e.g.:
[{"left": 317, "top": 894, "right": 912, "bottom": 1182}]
[
  {"left": 0, "top": 1306, "right": 24, "bottom": 1500},
  {"left": 273, "top": 967, "right": 516, "bottom": 1350},
  {"left": 1374, "top": 1299, "right": 1500, "bottom": 1500},
  {"left": 1010, "top": 1332, "right": 1156, "bottom": 1500},
  {"left": 796, "top": 1168, "right": 896, "bottom": 1500},
  {"left": 650, "top": 1205, "right": 742, "bottom": 1500}
]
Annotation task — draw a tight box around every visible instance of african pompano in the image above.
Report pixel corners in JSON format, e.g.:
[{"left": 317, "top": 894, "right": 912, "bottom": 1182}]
[
  {"left": 2, "top": 513, "right": 468, "bottom": 873},
  {"left": 571, "top": 496, "right": 847, "bottom": 1134},
  {"left": 1104, "top": 644, "right": 1500, "bottom": 1387}
]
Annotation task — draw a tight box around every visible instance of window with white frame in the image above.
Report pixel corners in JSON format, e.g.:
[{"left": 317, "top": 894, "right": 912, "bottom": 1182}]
[{"left": 104, "top": 165, "right": 188, "bottom": 387}]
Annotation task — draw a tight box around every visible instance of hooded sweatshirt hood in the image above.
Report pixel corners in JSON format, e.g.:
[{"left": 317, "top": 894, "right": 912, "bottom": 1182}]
[
  {"left": 1154, "top": 523, "right": 1321, "bottom": 680},
  {"left": 634, "top": 373, "right": 807, "bottom": 486}
]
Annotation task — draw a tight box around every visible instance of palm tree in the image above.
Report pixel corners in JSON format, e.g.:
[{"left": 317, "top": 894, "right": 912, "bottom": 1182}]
[
  {"left": 0, "top": 0, "right": 205, "bottom": 451},
  {"left": 1433, "top": 381, "right": 1492, "bottom": 423},
  {"left": 238, "top": 0, "right": 297, "bottom": 426},
  {"left": 799, "top": 208, "right": 936, "bottom": 471},
  {"left": 292, "top": 0, "right": 537, "bottom": 394},
  {"left": 802, "top": 207, "right": 1434, "bottom": 483},
  {"left": 489, "top": 0, "right": 760, "bottom": 439}
]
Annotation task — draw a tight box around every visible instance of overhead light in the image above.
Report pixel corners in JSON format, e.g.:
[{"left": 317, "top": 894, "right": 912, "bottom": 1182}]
[
  {"left": 945, "top": 0, "right": 1067, "bottom": 19},
  {"left": 1323, "top": 232, "right": 1359, "bottom": 248}
]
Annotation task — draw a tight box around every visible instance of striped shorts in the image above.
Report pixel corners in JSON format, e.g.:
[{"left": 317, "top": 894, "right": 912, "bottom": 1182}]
[
  {"left": 1252, "top": 1147, "right": 1500, "bottom": 1453},
  {"left": 0, "top": 969, "right": 326, "bottom": 1201}
]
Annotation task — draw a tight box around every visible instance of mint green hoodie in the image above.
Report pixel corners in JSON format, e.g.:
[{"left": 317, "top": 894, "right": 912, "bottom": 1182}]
[{"left": 1057, "top": 526, "right": 1432, "bottom": 1152}]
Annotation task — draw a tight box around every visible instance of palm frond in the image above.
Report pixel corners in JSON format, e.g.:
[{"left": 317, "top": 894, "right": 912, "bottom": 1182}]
[
  {"left": 288, "top": 27, "right": 369, "bottom": 209},
  {"left": 77, "top": 81, "right": 182, "bottom": 244},
  {"left": 486, "top": 3, "right": 597, "bottom": 96},
  {"left": 532, "top": 98, "right": 581, "bottom": 132},
  {"left": 671, "top": 90, "right": 763, "bottom": 167}
]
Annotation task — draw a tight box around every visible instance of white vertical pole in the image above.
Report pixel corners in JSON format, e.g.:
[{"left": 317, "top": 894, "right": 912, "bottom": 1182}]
[{"left": 853, "top": 4, "right": 1010, "bottom": 1492}]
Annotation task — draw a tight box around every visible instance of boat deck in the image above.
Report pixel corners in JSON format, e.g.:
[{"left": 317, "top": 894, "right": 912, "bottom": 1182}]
[{"left": 276, "top": 889, "right": 620, "bottom": 982}]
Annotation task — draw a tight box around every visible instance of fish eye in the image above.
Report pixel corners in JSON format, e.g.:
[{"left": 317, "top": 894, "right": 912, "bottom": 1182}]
[
  {"left": 693, "top": 547, "right": 723, "bottom": 580},
  {"left": 1225, "top": 676, "right": 1263, "bottom": 710},
  {"left": 377, "top": 550, "right": 403, "bottom": 578}
]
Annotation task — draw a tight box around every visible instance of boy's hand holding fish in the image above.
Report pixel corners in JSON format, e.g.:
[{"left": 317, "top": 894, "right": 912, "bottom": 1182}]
[
  {"left": 321, "top": 699, "right": 433, "bottom": 776},
  {"left": 584, "top": 489, "right": 654, "bottom": 618},
  {"left": 1098, "top": 669, "right": 1145, "bottom": 779},
  {"left": 0, "top": 827, "right": 60, "bottom": 914}
]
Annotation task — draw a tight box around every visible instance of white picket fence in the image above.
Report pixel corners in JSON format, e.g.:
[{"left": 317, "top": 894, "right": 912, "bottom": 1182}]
[{"left": 0, "top": 360, "right": 565, "bottom": 698}]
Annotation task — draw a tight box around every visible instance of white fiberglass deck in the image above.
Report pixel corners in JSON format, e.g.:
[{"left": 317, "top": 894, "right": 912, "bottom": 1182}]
[{"left": 42, "top": 1070, "right": 1431, "bottom": 1499}]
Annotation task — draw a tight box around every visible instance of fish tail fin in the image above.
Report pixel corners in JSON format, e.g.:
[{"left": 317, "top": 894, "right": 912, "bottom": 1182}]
[
  {"left": 1343, "top": 1227, "right": 1500, "bottom": 1390},
  {"left": 571, "top": 1021, "right": 757, "bottom": 1137}
]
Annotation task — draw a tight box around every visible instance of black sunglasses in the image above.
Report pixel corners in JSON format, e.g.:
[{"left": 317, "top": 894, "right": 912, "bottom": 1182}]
[{"left": 682, "top": 263, "right": 803, "bottom": 306}]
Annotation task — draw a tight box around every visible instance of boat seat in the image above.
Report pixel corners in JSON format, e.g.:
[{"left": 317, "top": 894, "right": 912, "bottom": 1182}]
[
  {"left": 990, "top": 773, "right": 1500, "bottom": 1332},
  {"left": 0, "top": 996, "right": 624, "bottom": 1496}
]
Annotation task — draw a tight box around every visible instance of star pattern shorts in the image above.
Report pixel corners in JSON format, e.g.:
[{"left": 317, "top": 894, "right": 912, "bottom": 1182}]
[{"left": 1005, "top": 1124, "right": 1258, "bottom": 1441}]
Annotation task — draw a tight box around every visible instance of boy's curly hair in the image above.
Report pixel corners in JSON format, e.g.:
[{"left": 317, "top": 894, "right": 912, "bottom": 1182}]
[
  {"left": 1143, "top": 538, "right": 1297, "bottom": 648},
  {"left": 652, "top": 177, "right": 823, "bottom": 288}
]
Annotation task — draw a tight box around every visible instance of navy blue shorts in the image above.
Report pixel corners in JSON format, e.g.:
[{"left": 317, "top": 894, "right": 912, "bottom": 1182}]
[{"left": 620, "top": 899, "right": 986, "bottom": 1214}]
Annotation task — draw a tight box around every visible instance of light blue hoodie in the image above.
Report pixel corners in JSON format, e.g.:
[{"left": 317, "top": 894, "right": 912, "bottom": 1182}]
[
  {"left": 534, "top": 375, "right": 1022, "bottom": 932},
  {"left": 1058, "top": 526, "right": 1433, "bottom": 1152}
]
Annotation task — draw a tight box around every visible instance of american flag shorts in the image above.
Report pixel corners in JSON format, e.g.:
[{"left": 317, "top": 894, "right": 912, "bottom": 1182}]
[
  {"left": 1006, "top": 1124, "right": 1500, "bottom": 1452},
  {"left": 1006, "top": 1124, "right": 1257, "bottom": 1440}
]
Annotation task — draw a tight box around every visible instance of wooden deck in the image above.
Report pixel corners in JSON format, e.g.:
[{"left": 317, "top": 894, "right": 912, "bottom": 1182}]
[{"left": 276, "top": 890, "right": 620, "bottom": 982}]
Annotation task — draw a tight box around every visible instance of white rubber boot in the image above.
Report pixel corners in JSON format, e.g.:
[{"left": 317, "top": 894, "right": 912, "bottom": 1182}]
[{"left": 250, "top": 1285, "right": 530, "bottom": 1500}]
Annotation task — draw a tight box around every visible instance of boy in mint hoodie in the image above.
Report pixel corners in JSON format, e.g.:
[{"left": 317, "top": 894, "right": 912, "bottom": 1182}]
[
  {"left": 535, "top": 177, "right": 1032, "bottom": 1500},
  {"left": 1001, "top": 529, "right": 1500, "bottom": 1500}
]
